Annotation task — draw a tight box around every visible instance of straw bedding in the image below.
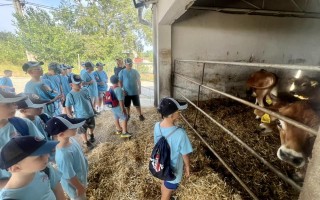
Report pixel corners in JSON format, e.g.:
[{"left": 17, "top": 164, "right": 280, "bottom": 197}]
[{"left": 86, "top": 108, "right": 242, "bottom": 200}]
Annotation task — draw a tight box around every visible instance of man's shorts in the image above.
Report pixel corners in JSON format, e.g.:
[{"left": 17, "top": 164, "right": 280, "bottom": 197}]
[
  {"left": 98, "top": 91, "right": 105, "bottom": 98},
  {"left": 164, "top": 181, "right": 179, "bottom": 190},
  {"left": 77, "top": 116, "right": 95, "bottom": 134},
  {"left": 124, "top": 95, "right": 140, "bottom": 107},
  {"left": 111, "top": 106, "right": 127, "bottom": 121}
]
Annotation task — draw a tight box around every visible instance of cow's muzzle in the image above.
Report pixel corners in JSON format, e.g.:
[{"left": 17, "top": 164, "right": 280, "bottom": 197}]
[{"left": 277, "top": 147, "right": 305, "bottom": 168}]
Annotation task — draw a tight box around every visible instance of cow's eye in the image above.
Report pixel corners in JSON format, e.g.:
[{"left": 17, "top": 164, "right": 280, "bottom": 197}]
[
  {"left": 276, "top": 120, "right": 282, "bottom": 129},
  {"left": 301, "top": 82, "right": 308, "bottom": 87}
]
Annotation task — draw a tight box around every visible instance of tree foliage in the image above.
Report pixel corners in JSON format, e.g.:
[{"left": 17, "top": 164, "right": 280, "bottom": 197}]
[
  {"left": 0, "top": 32, "right": 26, "bottom": 65},
  {"left": 13, "top": 0, "right": 152, "bottom": 65}
]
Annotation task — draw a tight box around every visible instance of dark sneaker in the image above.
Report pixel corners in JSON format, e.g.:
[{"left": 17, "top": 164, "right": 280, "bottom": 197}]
[
  {"left": 89, "top": 135, "right": 96, "bottom": 143},
  {"left": 121, "top": 132, "right": 132, "bottom": 138},
  {"left": 83, "top": 141, "right": 94, "bottom": 150},
  {"left": 139, "top": 115, "right": 145, "bottom": 121}
]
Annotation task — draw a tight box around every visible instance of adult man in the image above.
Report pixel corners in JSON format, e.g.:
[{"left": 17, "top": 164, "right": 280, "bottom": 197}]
[
  {"left": 119, "top": 58, "right": 145, "bottom": 121},
  {"left": 114, "top": 58, "right": 125, "bottom": 77}
]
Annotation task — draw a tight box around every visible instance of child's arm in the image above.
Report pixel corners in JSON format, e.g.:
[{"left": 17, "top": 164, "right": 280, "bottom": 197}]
[
  {"left": 69, "top": 176, "right": 86, "bottom": 196},
  {"left": 119, "top": 100, "right": 127, "bottom": 115},
  {"left": 66, "top": 106, "right": 73, "bottom": 118},
  {"left": 182, "top": 154, "right": 191, "bottom": 178},
  {"left": 53, "top": 182, "right": 66, "bottom": 200}
]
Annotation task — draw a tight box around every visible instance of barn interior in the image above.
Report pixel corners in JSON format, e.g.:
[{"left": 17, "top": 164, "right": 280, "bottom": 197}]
[{"left": 150, "top": 0, "right": 320, "bottom": 199}]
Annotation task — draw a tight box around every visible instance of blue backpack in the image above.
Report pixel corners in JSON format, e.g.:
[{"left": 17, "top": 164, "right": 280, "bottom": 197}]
[
  {"left": 8, "top": 117, "right": 29, "bottom": 136},
  {"left": 149, "top": 125, "right": 179, "bottom": 181}
]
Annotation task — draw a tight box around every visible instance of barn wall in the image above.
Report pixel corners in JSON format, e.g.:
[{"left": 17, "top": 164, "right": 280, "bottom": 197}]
[{"left": 171, "top": 10, "right": 320, "bottom": 100}]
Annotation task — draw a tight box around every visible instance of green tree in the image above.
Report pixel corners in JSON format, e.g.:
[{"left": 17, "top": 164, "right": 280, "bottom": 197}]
[{"left": 0, "top": 32, "right": 26, "bottom": 65}]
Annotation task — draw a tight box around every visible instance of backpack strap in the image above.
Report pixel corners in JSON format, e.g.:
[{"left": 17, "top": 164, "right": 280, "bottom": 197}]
[
  {"left": 8, "top": 117, "right": 29, "bottom": 136},
  {"left": 158, "top": 123, "right": 179, "bottom": 139}
]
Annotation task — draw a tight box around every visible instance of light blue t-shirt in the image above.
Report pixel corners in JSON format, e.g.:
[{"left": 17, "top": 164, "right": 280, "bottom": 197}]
[
  {"left": 55, "top": 137, "right": 88, "bottom": 199},
  {"left": 60, "top": 75, "right": 71, "bottom": 96},
  {"left": 0, "top": 77, "right": 14, "bottom": 93},
  {"left": 80, "top": 69, "right": 86, "bottom": 77},
  {"left": 24, "top": 80, "right": 59, "bottom": 117},
  {"left": 81, "top": 72, "right": 98, "bottom": 98},
  {"left": 65, "top": 88, "right": 94, "bottom": 119},
  {"left": 42, "top": 74, "right": 62, "bottom": 94},
  {"left": 93, "top": 70, "right": 108, "bottom": 92},
  {"left": 118, "top": 68, "right": 140, "bottom": 96},
  {"left": 153, "top": 122, "right": 193, "bottom": 184},
  {"left": 0, "top": 118, "right": 45, "bottom": 179},
  {"left": 0, "top": 171, "right": 56, "bottom": 200}
]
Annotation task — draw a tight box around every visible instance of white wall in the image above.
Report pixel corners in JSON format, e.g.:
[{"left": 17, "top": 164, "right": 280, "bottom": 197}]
[{"left": 173, "top": 10, "right": 320, "bottom": 65}]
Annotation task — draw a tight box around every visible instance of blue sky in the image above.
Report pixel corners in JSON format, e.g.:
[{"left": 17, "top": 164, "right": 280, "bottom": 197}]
[{"left": 0, "top": 0, "right": 61, "bottom": 32}]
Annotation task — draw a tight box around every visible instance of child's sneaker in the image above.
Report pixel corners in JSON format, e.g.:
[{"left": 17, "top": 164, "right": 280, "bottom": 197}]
[
  {"left": 121, "top": 132, "right": 132, "bottom": 138},
  {"left": 115, "top": 130, "right": 122, "bottom": 135},
  {"left": 83, "top": 141, "right": 94, "bottom": 150},
  {"left": 89, "top": 134, "right": 96, "bottom": 143},
  {"left": 139, "top": 115, "right": 145, "bottom": 121}
]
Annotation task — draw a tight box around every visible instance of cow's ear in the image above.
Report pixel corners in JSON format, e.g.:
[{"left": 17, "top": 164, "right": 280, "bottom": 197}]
[{"left": 310, "top": 80, "right": 318, "bottom": 87}]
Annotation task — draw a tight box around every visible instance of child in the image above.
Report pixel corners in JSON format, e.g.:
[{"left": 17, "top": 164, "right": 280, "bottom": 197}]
[
  {"left": 17, "top": 93, "right": 50, "bottom": 140},
  {"left": 42, "top": 62, "right": 64, "bottom": 116},
  {"left": 155, "top": 97, "right": 193, "bottom": 200},
  {"left": 81, "top": 62, "right": 98, "bottom": 111},
  {"left": 45, "top": 115, "right": 89, "bottom": 200},
  {"left": 0, "top": 90, "right": 65, "bottom": 199},
  {"left": 65, "top": 74, "right": 95, "bottom": 150},
  {"left": 23, "top": 61, "right": 62, "bottom": 117},
  {"left": 59, "top": 64, "right": 72, "bottom": 114},
  {"left": 94, "top": 62, "right": 108, "bottom": 112},
  {"left": 0, "top": 136, "right": 59, "bottom": 200},
  {"left": 0, "top": 70, "right": 15, "bottom": 93},
  {"left": 109, "top": 75, "right": 131, "bottom": 138}
]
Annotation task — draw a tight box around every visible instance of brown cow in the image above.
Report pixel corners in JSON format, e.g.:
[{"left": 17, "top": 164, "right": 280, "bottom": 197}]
[
  {"left": 276, "top": 101, "right": 319, "bottom": 169},
  {"left": 247, "top": 69, "right": 278, "bottom": 108}
]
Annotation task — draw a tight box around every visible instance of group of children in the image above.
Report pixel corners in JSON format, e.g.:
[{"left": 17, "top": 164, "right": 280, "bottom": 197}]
[{"left": 0, "top": 58, "right": 193, "bottom": 200}]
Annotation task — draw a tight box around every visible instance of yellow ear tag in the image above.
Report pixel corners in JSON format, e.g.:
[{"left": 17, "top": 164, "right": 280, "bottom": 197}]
[
  {"left": 261, "top": 114, "right": 271, "bottom": 123},
  {"left": 266, "top": 96, "right": 272, "bottom": 105}
]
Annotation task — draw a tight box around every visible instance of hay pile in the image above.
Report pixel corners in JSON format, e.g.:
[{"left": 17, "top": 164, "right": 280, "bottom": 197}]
[
  {"left": 86, "top": 108, "right": 241, "bottom": 200},
  {"left": 183, "top": 99, "right": 300, "bottom": 199}
]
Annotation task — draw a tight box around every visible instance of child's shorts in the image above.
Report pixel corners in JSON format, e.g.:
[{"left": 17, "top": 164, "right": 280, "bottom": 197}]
[
  {"left": 111, "top": 106, "right": 127, "bottom": 121},
  {"left": 77, "top": 116, "right": 95, "bottom": 134},
  {"left": 164, "top": 181, "right": 179, "bottom": 190}
]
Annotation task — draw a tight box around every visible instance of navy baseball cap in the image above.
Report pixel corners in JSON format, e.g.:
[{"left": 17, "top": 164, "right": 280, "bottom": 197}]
[
  {"left": 22, "top": 61, "right": 44, "bottom": 72},
  {"left": 0, "top": 90, "right": 27, "bottom": 104},
  {"left": 68, "top": 74, "right": 82, "bottom": 84},
  {"left": 96, "top": 62, "right": 105, "bottom": 67},
  {"left": 16, "top": 93, "right": 50, "bottom": 109},
  {"left": 0, "top": 136, "right": 58, "bottom": 169},
  {"left": 124, "top": 58, "right": 133, "bottom": 65},
  {"left": 85, "top": 61, "right": 95, "bottom": 68},
  {"left": 45, "top": 114, "right": 86, "bottom": 136},
  {"left": 158, "top": 97, "right": 188, "bottom": 117}
]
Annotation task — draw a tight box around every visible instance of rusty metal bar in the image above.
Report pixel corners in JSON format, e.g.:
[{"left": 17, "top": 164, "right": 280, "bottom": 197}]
[
  {"left": 180, "top": 114, "right": 259, "bottom": 200},
  {"left": 193, "top": 63, "right": 206, "bottom": 127},
  {"left": 175, "top": 73, "right": 319, "bottom": 136},
  {"left": 177, "top": 59, "right": 320, "bottom": 72},
  {"left": 179, "top": 92, "right": 302, "bottom": 191}
]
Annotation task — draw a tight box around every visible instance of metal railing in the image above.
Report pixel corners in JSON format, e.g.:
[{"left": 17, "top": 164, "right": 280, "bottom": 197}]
[{"left": 173, "top": 59, "right": 320, "bottom": 197}]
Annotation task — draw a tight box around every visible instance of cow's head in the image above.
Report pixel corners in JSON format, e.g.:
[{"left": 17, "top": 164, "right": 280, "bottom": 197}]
[
  {"left": 290, "top": 76, "right": 319, "bottom": 99},
  {"left": 276, "top": 102, "right": 319, "bottom": 168}
]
